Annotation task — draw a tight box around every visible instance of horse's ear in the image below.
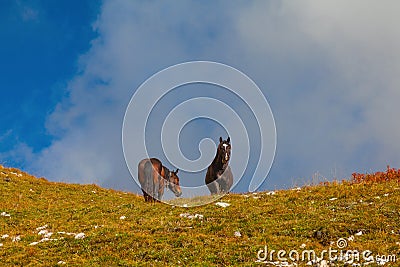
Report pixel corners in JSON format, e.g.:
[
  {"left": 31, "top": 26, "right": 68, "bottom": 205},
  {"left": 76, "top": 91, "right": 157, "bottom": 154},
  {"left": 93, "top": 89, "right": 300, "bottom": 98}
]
[
  {"left": 219, "top": 137, "right": 223, "bottom": 143},
  {"left": 175, "top": 169, "right": 179, "bottom": 174},
  {"left": 227, "top": 136, "right": 230, "bottom": 143}
]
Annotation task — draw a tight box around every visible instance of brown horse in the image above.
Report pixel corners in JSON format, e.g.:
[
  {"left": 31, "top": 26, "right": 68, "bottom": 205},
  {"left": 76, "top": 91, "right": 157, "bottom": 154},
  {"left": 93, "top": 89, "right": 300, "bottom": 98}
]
[
  {"left": 205, "top": 137, "right": 233, "bottom": 195},
  {"left": 138, "top": 158, "right": 182, "bottom": 202}
]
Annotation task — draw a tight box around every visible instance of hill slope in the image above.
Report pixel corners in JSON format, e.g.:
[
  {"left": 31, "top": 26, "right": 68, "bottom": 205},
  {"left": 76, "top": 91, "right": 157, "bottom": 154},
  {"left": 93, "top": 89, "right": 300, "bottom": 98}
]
[{"left": 0, "top": 165, "right": 399, "bottom": 266}]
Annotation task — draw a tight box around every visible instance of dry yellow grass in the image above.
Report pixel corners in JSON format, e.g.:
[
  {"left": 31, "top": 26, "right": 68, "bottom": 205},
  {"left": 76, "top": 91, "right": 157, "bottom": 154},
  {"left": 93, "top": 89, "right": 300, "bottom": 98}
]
[{"left": 0, "top": 165, "right": 399, "bottom": 266}]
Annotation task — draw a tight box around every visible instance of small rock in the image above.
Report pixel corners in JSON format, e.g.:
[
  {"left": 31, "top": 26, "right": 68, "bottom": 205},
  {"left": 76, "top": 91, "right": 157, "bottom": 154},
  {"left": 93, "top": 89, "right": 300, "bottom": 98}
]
[
  {"left": 355, "top": 231, "right": 363, "bottom": 236},
  {"left": 215, "top": 202, "right": 230, "bottom": 208},
  {"left": 119, "top": 216, "right": 126, "bottom": 220},
  {"left": 36, "top": 225, "right": 48, "bottom": 231},
  {"left": 57, "top": 261, "right": 66, "bottom": 265},
  {"left": 300, "top": 243, "right": 306, "bottom": 249},
  {"left": 74, "top": 233, "right": 85, "bottom": 239},
  {"left": 38, "top": 230, "right": 48, "bottom": 236},
  {"left": 234, "top": 231, "right": 241, "bottom": 237},
  {"left": 180, "top": 213, "right": 204, "bottom": 220}
]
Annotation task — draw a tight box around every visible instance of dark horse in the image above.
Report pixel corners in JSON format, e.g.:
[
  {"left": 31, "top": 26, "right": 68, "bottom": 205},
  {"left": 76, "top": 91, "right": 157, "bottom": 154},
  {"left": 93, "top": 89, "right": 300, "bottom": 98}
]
[
  {"left": 138, "top": 158, "right": 182, "bottom": 202},
  {"left": 205, "top": 137, "right": 233, "bottom": 194}
]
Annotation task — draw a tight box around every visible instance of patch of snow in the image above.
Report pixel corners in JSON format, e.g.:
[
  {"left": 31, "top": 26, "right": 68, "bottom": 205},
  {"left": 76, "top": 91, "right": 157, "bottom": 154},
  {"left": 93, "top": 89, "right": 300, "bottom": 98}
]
[
  {"left": 383, "top": 193, "right": 389, "bottom": 197},
  {"left": 215, "top": 202, "right": 230, "bottom": 208},
  {"left": 0, "top": 243, "right": 3, "bottom": 247},
  {"left": 348, "top": 235, "right": 354, "bottom": 242},
  {"left": 300, "top": 243, "right": 306, "bottom": 249},
  {"left": 119, "top": 216, "right": 126, "bottom": 220},
  {"left": 266, "top": 191, "right": 276, "bottom": 196},
  {"left": 234, "top": 231, "right": 241, "bottom": 237},
  {"left": 74, "top": 233, "right": 85, "bottom": 239},
  {"left": 1, "top": 234, "right": 9, "bottom": 239},
  {"left": 29, "top": 241, "right": 39, "bottom": 246},
  {"left": 183, "top": 204, "right": 188, "bottom": 208},
  {"left": 329, "top": 197, "right": 338, "bottom": 201},
  {"left": 57, "top": 261, "right": 66, "bottom": 265},
  {"left": 253, "top": 196, "right": 260, "bottom": 199},
  {"left": 92, "top": 191, "right": 96, "bottom": 194},
  {"left": 0, "top": 212, "right": 10, "bottom": 217}
]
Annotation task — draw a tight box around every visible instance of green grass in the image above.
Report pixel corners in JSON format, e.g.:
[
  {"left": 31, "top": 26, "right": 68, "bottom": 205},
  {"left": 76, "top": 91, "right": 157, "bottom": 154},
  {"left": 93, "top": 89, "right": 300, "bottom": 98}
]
[{"left": 0, "top": 165, "right": 399, "bottom": 266}]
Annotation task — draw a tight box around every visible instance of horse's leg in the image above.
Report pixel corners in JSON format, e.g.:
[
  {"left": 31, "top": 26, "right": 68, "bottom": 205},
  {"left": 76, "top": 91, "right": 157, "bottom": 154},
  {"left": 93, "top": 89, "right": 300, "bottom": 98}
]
[
  {"left": 207, "top": 180, "right": 219, "bottom": 195},
  {"left": 144, "top": 160, "right": 155, "bottom": 202},
  {"left": 157, "top": 177, "right": 164, "bottom": 201},
  {"left": 142, "top": 189, "right": 148, "bottom": 202},
  {"left": 225, "top": 167, "right": 233, "bottom": 192},
  {"left": 151, "top": 166, "right": 160, "bottom": 203},
  {"left": 218, "top": 167, "right": 233, "bottom": 193}
]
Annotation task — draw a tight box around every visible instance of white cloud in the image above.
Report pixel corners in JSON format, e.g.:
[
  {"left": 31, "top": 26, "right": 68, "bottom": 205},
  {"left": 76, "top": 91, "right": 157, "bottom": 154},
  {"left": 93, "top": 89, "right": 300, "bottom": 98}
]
[
  {"left": 21, "top": 0, "right": 400, "bottom": 192},
  {"left": 235, "top": 0, "right": 400, "bottom": 182}
]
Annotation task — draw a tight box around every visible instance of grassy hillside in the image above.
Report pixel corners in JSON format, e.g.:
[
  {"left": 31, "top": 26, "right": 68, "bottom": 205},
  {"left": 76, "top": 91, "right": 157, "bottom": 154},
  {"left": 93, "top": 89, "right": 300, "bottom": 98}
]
[{"left": 0, "top": 165, "right": 399, "bottom": 266}]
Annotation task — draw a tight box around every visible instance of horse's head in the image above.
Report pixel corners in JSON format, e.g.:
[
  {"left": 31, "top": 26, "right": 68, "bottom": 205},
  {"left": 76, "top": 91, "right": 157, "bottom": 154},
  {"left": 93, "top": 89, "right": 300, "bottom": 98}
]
[
  {"left": 218, "top": 136, "right": 231, "bottom": 164},
  {"left": 166, "top": 169, "right": 182, "bottom": 197}
]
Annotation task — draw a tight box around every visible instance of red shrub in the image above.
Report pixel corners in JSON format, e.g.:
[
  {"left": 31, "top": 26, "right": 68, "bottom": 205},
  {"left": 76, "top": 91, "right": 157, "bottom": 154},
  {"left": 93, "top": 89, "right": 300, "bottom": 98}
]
[{"left": 352, "top": 166, "right": 400, "bottom": 184}]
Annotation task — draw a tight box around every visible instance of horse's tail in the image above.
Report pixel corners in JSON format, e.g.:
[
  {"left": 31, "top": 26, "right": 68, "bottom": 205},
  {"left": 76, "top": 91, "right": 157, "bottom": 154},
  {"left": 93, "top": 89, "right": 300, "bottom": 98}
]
[{"left": 144, "top": 160, "right": 154, "bottom": 199}]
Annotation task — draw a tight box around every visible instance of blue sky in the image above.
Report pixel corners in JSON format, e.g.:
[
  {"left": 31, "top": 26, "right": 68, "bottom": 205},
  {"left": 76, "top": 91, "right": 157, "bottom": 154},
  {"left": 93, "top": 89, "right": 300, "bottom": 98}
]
[{"left": 1, "top": 1, "right": 400, "bottom": 195}]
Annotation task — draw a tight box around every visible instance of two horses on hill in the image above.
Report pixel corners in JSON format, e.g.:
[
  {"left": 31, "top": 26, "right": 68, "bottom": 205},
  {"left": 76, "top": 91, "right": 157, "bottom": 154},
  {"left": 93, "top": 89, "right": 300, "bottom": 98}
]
[{"left": 138, "top": 137, "right": 232, "bottom": 202}]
